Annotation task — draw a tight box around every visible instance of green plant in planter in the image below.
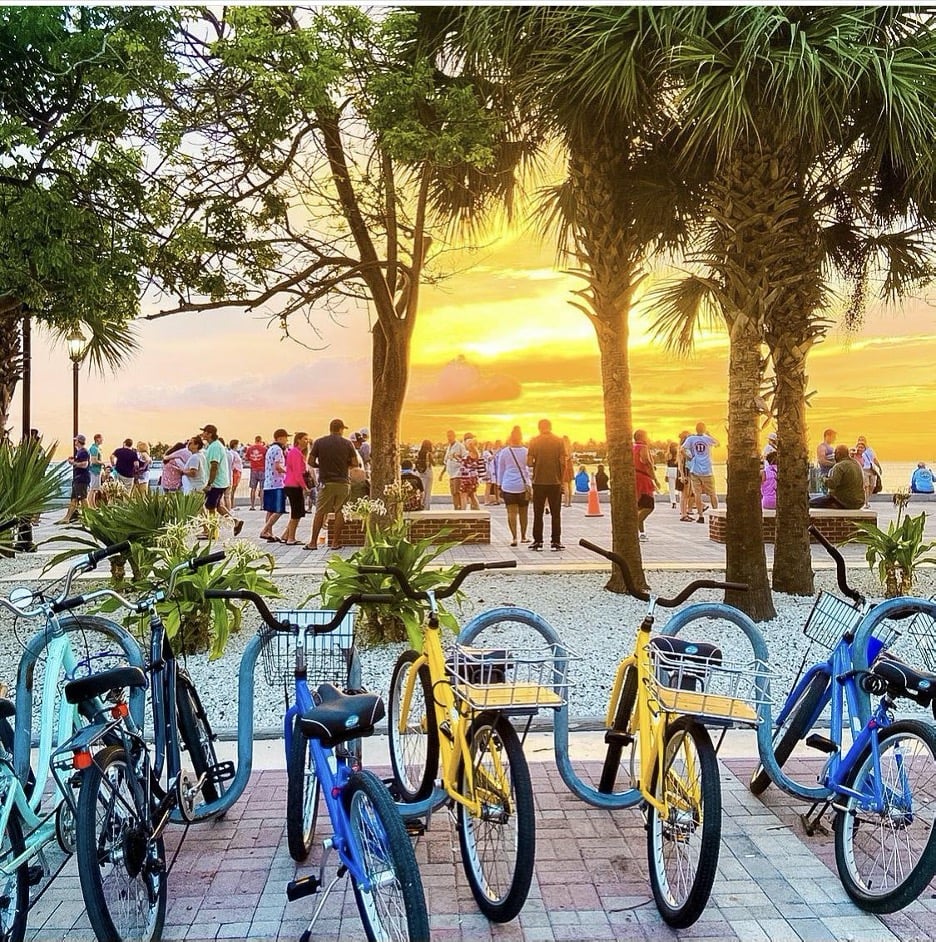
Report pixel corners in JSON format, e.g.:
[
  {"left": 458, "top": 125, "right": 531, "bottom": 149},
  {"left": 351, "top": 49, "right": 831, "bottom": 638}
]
[
  {"left": 848, "top": 490, "right": 936, "bottom": 598},
  {"left": 0, "top": 437, "right": 67, "bottom": 554},
  {"left": 318, "top": 486, "right": 463, "bottom": 650},
  {"left": 96, "top": 519, "right": 279, "bottom": 659},
  {"left": 44, "top": 488, "right": 205, "bottom": 582}
]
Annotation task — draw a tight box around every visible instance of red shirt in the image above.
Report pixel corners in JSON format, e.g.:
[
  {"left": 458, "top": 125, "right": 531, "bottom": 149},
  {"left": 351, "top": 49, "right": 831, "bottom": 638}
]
[{"left": 245, "top": 443, "right": 267, "bottom": 472}]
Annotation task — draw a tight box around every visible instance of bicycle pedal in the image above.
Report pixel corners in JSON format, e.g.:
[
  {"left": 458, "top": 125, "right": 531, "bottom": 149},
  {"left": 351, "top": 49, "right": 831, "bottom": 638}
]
[
  {"left": 404, "top": 817, "right": 426, "bottom": 837},
  {"left": 27, "top": 865, "right": 43, "bottom": 887},
  {"left": 805, "top": 734, "right": 838, "bottom": 755},
  {"left": 286, "top": 875, "right": 320, "bottom": 902},
  {"left": 604, "top": 729, "right": 634, "bottom": 747},
  {"left": 207, "top": 760, "right": 235, "bottom": 784}
]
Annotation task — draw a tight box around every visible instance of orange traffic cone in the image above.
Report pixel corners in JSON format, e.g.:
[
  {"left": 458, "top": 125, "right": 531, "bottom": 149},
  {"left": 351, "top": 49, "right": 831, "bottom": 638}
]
[{"left": 585, "top": 480, "right": 603, "bottom": 517}]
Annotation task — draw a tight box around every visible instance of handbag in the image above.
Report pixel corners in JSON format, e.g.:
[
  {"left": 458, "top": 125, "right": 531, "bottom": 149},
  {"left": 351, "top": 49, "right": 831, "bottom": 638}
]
[{"left": 508, "top": 447, "right": 533, "bottom": 502}]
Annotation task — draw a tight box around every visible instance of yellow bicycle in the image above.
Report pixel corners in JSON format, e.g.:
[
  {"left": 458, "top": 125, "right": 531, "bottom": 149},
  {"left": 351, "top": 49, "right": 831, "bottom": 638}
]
[{"left": 361, "top": 560, "right": 567, "bottom": 923}]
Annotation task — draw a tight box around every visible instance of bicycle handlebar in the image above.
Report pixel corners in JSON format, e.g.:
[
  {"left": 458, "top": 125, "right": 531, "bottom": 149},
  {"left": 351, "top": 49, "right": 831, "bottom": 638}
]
[
  {"left": 358, "top": 560, "right": 517, "bottom": 601},
  {"left": 204, "top": 588, "right": 394, "bottom": 634},
  {"left": 579, "top": 539, "right": 748, "bottom": 607},
  {"left": 88, "top": 540, "right": 131, "bottom": 565},
  {"left": 807, "top": 525, "right": 863, "bottom": 604}
]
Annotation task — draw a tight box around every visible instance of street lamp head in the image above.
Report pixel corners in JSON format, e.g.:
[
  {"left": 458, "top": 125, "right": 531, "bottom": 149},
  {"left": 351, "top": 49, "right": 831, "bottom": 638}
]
[{"left": 66, "top": 326, "right": 88, "bottom": 363}]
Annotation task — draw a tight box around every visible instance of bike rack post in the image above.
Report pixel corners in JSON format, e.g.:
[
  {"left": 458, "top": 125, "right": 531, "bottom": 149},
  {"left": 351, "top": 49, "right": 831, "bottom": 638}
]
[
  {"left": 457, "top": 606, "right": 643, "bottom": 811},
  {"left": 13, "top": 615, "right": 147, "bottom": 785},
  {"left": 660, "top": 602, "right": 832, "bottom": 803}
]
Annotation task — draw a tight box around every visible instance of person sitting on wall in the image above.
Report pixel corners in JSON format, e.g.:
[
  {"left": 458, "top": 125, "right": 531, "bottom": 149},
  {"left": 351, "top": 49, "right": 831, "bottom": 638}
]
[
  {"left": 911, "top": 462, "right": 935, "bottom": 494},
  {"left": 594, "top": 464, "right": 609, "bottom": 492},
  {"left": 808, "top": 445, "right": 865, "bottom": 509},
  {"left": 574, "top": 465, "right": 590, "bottom": 493}
]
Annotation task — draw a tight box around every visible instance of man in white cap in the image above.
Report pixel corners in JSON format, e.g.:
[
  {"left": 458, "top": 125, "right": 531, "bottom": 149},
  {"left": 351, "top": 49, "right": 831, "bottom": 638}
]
[
  {"left": 762, "top": 431, "right": 778, "bottom": 458},
  {"left": 358, "top": 429, "right": 371, "bottom": 471},
  {"left": 57, "top": 434, "right": 91, "bottom": 524}
]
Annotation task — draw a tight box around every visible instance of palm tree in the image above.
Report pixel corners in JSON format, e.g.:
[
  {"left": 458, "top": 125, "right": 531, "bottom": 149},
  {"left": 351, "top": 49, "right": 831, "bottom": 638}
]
[
  {"left": 654, "top": 6, "right": 936, "bottom": 618},
  {"left": 454, "top": 7, "right": 700, "bottom": 591}
]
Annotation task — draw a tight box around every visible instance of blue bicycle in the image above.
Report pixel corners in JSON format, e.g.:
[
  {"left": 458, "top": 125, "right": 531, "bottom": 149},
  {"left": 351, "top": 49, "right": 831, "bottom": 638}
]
[
  {"left": 207, "top": 589, "right": 430, "bottom": 942},
  {"left": 751, "top": 526, "right": 936, "bottom": 913}
]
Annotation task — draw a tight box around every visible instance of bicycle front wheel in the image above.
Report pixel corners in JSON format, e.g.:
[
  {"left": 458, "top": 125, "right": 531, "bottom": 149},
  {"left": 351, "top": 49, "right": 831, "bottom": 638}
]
[
  {"left": 176, "top": 675, "right": 223, "bottom": 811},
  {"left": 344, "top": 770, "right": 430, "bottom": 942},
  {"left": 387, "top": 650, "right": 439, "bottom": 802},
  {"left": 834, "top": 719, "right": 936, "bottom": 913},
  {"left": 646, "top": 716, "right": 721, "bottom": 929},
  {"left": 0, "top": 802, "right": 28, "bottom": 942},
  {"left": 76, "top": 745, "right": 167, "bottom": 942},
  {"left": 750, "top": 672, "right": 827, "bottom": 795},
  {"left": 599, "top": 664, "right": 638, "bottom": 794},
  {"left": 286, "top": 720, "right": 320, "bottom": 861},
  {"left": 456, "top": 712, "right": 535, "bottom": 922}
]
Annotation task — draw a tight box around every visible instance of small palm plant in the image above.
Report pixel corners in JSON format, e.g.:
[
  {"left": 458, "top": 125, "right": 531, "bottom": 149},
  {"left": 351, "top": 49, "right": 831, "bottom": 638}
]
[
  {"left": 0, "top": 437, "right": 67, "bottom": 554},
  {"left": 848, "top": 491, "right": 936, "bottom": 598}
]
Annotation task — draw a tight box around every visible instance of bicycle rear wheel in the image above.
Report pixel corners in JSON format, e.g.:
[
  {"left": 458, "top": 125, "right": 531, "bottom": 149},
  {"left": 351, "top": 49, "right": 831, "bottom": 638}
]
[
  {"left": 76, "top": 744, "right": 167, "bottom": 942},
  {"left": 0, "top": 802, "right": 28, "bottom": 942},
  {"left": 750, "top": 672, "right": 827, "bottom": 795},
  {"left": 286, "top": 720, "right": 320, "bottom": 861},
  {"left": 387, "top": 650, "right": 439, "bottom": 802},
  {"left": 344, "top": 770, "right": 430, "bottom": 941},
  {"left": 834, "top": 719, "right": 936, "bottom": 913},
  {"left": 646, "top": 716, "right": 720, "bottom": 929},
  {"left": 176, "top": 674, "right": 223, "bottom": 811},
  {"left": 456, "top": 712, "right": 535, "bottom": 922}
]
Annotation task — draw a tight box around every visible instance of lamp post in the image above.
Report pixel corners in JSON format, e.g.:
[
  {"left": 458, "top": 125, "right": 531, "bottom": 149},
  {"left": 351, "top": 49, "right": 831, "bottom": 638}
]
[{"left": 65, "top": 326, "right": 88, "bottom": 442}]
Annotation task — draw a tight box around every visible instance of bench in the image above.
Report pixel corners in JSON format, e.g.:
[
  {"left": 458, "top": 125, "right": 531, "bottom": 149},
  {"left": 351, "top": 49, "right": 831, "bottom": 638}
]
[
  {"left": 707, "top": 507, "right": 877, "bottom": 544},
  {"left": 326, "top": 510, "right": 491, "bottom": 546}
]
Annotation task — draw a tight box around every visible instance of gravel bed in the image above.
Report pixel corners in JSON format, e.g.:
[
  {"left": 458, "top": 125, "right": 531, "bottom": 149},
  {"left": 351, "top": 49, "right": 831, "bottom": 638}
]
[{"left": 3, "top": 549, "right": 933, "bottom": 739}]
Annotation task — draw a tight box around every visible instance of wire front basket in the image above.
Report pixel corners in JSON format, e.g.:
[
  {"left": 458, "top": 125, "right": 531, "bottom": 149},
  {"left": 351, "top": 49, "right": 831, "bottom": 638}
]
[
  {"left": 803, "top": 591, "right": 866, "bottom": 650},
  {"left": 447, "top": 643, "right": 576, "bottom": 713},
  {"left": 260, "top": 609, "right": 354, "bottom": 689},
  {"left": 644, "top": 643, "right": 774, "bottom": 727},
  {"left": 905, "top": 603, "right": 936, "bottom": 672}
]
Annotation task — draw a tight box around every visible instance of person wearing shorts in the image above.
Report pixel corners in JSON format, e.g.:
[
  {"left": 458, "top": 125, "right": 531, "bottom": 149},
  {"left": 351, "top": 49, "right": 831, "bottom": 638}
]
[
  {"left": 305, "top": 419, "right": 357, "bottom": 550},
  {"left": 200, "top": 424, "right": 243, "bottom": 537},
  {"left": 88, "top": 433, "right": 104, "bottom": 508},
  {"left": 57, "top": 434, "right": 91, "bottom": 524},
  {"left": 245, "top": 436, "right": 267, "bottom": 510},
  {"left": 281, "top": 432, "right": 309, "bottom": 545},
  {"left": 683, "top": 421, "right": 720, "bottom": 523},
  {"left": 259, "top": 429, "right": 289, "bottom": 541}
]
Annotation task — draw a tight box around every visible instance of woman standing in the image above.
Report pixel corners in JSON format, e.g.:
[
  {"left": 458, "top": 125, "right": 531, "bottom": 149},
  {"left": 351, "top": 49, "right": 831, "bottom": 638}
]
[
  {"left": 160, "top": 441, "right": 189, "bottom": 493},
  {"left": 493, "top": 426, "right": 532, "bottom": 547},
  {"left": 415, "top": 439, "right": 434, "bottom": 510},
  {"left": 181, "top": 437, "right": 207, "bottom": 497},
  {"left": 282, "top": 432, "right": 309, "bottom": 545},
  {"left": 665, "top": 442, "right": 679, "bottom": 509},
  {"left": 133, "top": 441, "right": 151, "bottom": 496},
  {"left": 460, "top": 435, "right": 482, "bottom": 511},
  {"left": 634, "top": 429, "right": 660, "bottom": 541}
]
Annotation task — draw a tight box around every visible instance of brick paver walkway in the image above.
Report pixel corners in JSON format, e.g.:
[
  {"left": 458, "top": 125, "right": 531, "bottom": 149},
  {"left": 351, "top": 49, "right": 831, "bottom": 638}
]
[{"left": 25, "top": 750, "right": 931, "bottom": 942}]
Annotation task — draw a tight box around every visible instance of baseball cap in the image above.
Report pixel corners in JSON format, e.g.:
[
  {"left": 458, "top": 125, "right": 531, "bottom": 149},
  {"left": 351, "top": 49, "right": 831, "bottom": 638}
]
[
  {"left": 768, "top": 432, "right": 777, "bottom": 441},
  {"left": 359, "top": 428, "right": 369, "bottom": 438},
  {"left": 273, "top": 428, "right": 289, "bottom": 439},
  {"left": 330, "top": 418, "right": 348, "bottom": 433},
  {"left": 74, "top": 433, "right": 86, "bottom": 443},
  {"left": 200, "top": 424, "right": 218, "bottom": 436}
]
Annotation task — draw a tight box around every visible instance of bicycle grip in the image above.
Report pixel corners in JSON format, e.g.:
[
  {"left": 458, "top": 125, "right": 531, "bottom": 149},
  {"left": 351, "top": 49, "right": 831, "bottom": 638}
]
[
  {"left": 723, "top": 583, "right": 749, "bottom": 592},
  {"left": 51, "top": 594, "right": 87, "bottom": 614},
  {"left": 89, "top": 541, "right": 131, "bottom": 565},
  {"left": 484, "top": 560, "right": 517, "bottom": 571},
  {"left": 357, "top": 594, "right": 396, "bottom": 604},
  {"left": 190, "top": 551, "right": 225, "bottom": 570}
]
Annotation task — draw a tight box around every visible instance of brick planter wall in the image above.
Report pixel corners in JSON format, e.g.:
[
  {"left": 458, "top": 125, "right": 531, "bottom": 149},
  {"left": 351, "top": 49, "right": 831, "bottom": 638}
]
[
  {"left": 707, "top": 508, "right": 877, "bottom": 544},
  {"left": 327, "top": 510, "right": 490, "bottom": 546}
]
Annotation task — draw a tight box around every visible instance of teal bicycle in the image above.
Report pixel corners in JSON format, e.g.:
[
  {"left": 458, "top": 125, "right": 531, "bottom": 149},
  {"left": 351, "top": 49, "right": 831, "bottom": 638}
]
[{"left": 0, "top": 541, "right": 145, "bottom": 942}]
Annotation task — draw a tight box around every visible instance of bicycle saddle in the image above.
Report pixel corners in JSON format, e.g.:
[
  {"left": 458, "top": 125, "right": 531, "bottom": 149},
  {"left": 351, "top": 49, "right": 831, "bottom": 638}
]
[
  {"left": 868, "top": 651, "right": 936, "bottom": 709},
  {"left": 298, "top": 683, "right": 385, "bottom": 747},
  {"left": 64, "top": 666, "right": 147, "bottom": 705}
]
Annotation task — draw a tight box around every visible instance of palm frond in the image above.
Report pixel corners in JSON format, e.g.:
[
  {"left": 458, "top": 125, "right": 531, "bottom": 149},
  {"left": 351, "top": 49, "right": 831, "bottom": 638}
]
[{"left": 647, "top": 274, "right": 724, "bottom": 355}]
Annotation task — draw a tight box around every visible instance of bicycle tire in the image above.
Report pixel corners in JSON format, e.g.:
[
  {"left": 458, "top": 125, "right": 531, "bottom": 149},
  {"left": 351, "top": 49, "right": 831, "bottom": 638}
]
[
  {"left": 0, "top": 716, "right": 34, "bottom": 802},
  {"left": 387, "top": 650, "right": 439, "bottom": 802},
  {"left": 176, "top": 674, "right": 223, "bottom": 809},
  {"left": 834, "top": 719, "right": 936, "bottom": 913},
  {"left": 646, "top": 716, "right": 721, "bottom": 929},
  {"left": 76, "top": 744, "right": 167, "bottom": 942},
  {"left": 750, "top": 672, "right": 827, "bottom": 795},
  {"left": 344, "top": 769, "right": 430, "bottom": 941},
  {"left": 0, "top": 802, "right": 28, "bottom": 942},
  {"left": 286, "top": 719, "right": 320, "bottom": 861},
  {"left": 456, "top": 712, "right": 535, "bottom": 922},
  {"left": 599, "top": 665, "right": 638, "bottom": 794}
]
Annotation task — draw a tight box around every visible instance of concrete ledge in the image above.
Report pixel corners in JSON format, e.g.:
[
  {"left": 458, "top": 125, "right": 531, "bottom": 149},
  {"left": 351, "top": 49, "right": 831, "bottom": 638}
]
[
  {"left": 707, "top": 507, "right": 877, "bottom": 544},
  {"left": 327, "top": 510, "right": 490, "bottom": 546}
]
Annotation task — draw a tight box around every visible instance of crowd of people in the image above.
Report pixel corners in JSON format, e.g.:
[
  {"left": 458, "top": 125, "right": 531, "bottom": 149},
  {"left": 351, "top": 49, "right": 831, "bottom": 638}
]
[{"left": 808, "top": 429, "right": 883, "bottom": 510}]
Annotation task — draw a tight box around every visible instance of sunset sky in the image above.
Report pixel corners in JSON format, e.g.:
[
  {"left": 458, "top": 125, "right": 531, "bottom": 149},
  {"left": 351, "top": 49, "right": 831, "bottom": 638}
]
[{"left": 12, "top": 226, "right": 936, "bottom": 462}]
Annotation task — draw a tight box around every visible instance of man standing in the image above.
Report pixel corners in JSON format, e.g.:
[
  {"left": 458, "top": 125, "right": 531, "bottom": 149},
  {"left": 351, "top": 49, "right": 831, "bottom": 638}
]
[
  {"left": 88, "top": 433, "right": 104, "bottom": 508},
  {"left": 817, "top": 428, "right": 837, "bottom": 479},
  {"left": 57, "top": 434, "right": 91, "bottom": 524},
  {"left": 259, "top": 428, "right": 289, "bottom": 541},
  {"left": 200, "top": 424, "right": 244, "bottom": 536},
  {"left": 809, "top": 445, "right": 865, "bottom": 509},
  {"left": 305, "top": 419, "right": 358, "bottom": 550},
  {"left": 358, "top": 429, "right": 372, "bottom": 472},
  {"left": 439, "top": 429, "right": 467, "bottom": 510},
  {"left": 527, "top": 418, "right": 567, "bottom": 551},
  {"left": 110, "top": 438, "right": 139, "bottom": 492},
  {"left": 245, "top": 435, "right": 267, "bottom": 511},
  {"left": 683, "top": 421, "right": 719, "bottom": 524}
]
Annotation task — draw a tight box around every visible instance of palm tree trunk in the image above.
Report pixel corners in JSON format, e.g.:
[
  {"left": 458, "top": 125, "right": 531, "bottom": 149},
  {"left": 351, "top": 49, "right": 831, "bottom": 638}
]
[
  {"left": 771, "top": 337, "right": 815, "bottom": 595},
  {"left": 0, "top": 301, "right": 23, "bottom": 439}
]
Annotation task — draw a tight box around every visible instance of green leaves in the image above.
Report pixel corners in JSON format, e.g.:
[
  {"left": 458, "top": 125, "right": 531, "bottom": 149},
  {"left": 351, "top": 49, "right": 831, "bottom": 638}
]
[
  {"left": 848, "top": 508, "right": 936, "bottom": 598},
  {"left": 0, "top": 438, "right": 66, "bottom": 551}
]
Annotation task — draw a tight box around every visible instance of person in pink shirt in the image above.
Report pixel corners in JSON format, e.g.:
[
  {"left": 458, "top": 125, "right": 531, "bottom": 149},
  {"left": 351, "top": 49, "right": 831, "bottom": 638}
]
[
  {"left": 160, "top": 442, "right": 189, "bottom": 493},
  {"left": 281, "top": 432, "right": 310, "bottom": 545}
]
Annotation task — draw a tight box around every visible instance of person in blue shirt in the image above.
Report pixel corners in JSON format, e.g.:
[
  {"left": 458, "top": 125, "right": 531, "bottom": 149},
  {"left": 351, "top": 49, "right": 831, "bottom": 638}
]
[
  {"left": 574, "top": 465, "right": 590, "bottom": 493},
  {"left": 910, "top": 462, "right": 935, "bottom": 494}
]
